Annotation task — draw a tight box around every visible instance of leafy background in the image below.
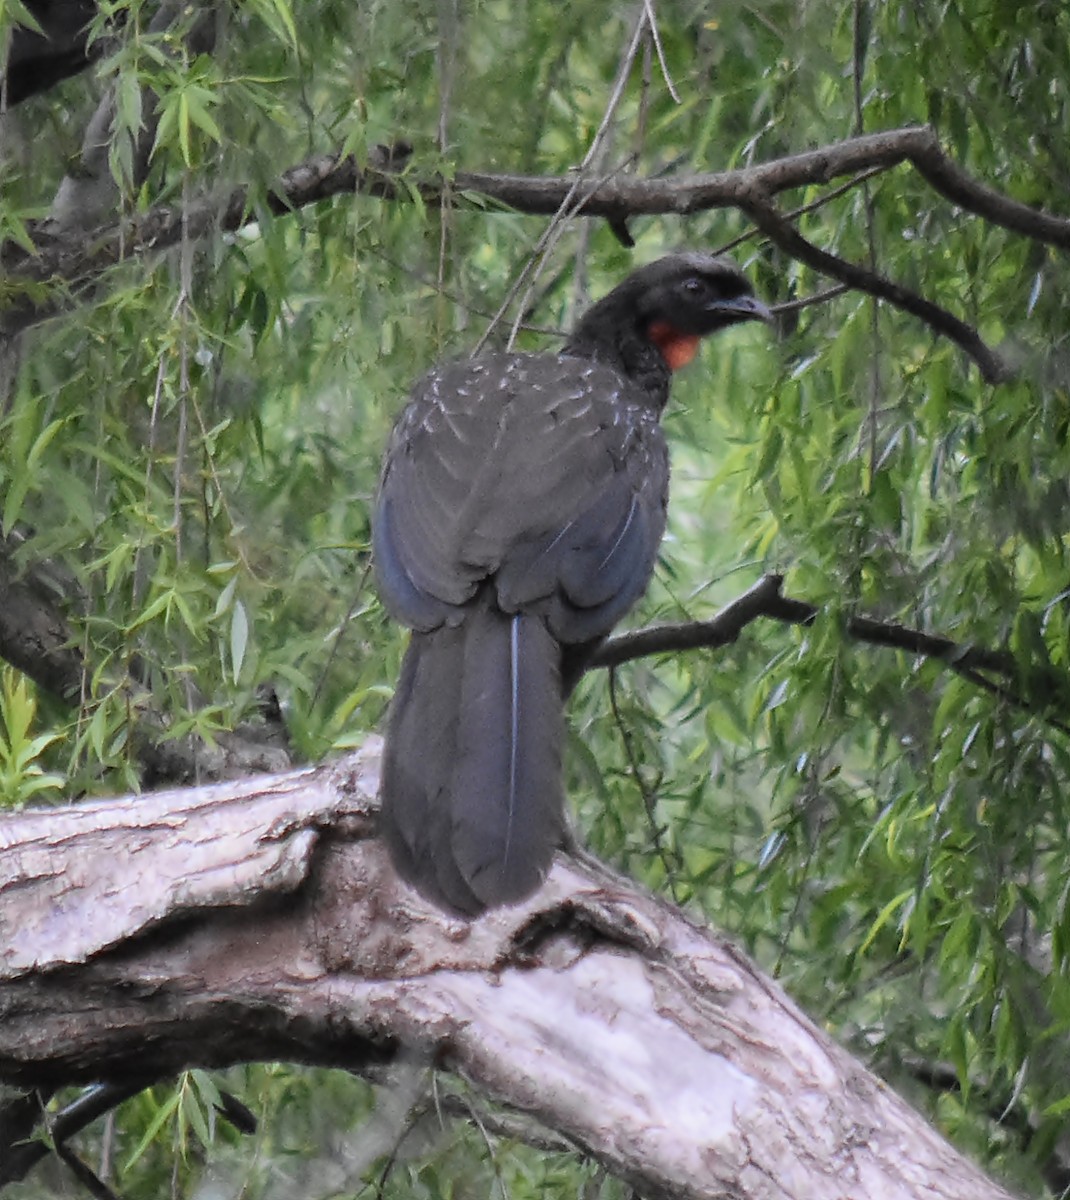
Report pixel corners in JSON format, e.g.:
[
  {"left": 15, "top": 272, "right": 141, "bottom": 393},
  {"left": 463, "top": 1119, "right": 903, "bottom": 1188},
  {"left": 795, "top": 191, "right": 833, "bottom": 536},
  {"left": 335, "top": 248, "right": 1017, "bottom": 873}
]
[{"left": 3, "top": 0, "right": 1070, "bottom": 1195}]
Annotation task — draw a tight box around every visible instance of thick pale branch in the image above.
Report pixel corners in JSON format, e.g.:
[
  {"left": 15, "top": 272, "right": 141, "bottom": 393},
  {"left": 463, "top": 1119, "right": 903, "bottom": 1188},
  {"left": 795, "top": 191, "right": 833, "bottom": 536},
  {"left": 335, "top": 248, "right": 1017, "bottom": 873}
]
[{"left": 0, "top": 740, "right": 1013, "bottom": 1200}]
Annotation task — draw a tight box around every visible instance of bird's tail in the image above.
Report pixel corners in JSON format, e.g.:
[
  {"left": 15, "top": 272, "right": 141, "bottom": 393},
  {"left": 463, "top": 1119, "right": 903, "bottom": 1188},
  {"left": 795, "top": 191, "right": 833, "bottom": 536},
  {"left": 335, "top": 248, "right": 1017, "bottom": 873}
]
[{"left": 380, "top": 603, "right": 564, "bottom": 915}]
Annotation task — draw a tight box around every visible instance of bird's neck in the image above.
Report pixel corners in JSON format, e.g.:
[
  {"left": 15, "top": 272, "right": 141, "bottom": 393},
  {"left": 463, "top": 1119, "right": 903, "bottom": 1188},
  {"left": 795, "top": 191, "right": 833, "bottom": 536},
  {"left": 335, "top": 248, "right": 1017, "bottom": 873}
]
[{"left": 563, "top": 308, "right": 672, "bottom": 411}]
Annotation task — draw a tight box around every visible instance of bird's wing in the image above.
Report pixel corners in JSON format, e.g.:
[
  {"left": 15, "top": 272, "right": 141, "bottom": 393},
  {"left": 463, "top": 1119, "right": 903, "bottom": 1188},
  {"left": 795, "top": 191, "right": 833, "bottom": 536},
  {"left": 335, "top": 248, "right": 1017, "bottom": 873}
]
[{"left": 373, "top": 353, "right": 668, "bottom": 641}]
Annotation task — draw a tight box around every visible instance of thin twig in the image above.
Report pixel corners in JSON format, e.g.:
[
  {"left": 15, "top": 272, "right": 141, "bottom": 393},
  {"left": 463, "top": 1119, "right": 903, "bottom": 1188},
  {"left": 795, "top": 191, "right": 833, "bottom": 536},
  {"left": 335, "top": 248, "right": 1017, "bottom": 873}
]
[
  {"left": 607, "top": 666, "right": 682, "bottom": 901},
  {"left": 502, "top": 158, "right": 638, "bottom": 352},
  {"left": 772, "top": 285, "right": 849, "bottom": 314},
  {"left": 490, "top": 3, "right": 651, "bottom": 354},
  {"left": 641, "top": 0, "right": 680, "bottom": 104},
  {"left": 312, "top": 559, "right": 374, "bottom": 709},
  {"left": 851, "top": 0, "right": 885, "bottom": 488}
]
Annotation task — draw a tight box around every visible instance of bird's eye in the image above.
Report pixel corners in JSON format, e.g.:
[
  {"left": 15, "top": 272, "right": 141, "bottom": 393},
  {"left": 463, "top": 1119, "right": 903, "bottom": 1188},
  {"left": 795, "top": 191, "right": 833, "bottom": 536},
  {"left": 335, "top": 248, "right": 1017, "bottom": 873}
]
[{"left": 682, "top": 277, "right": 706, "bottom": 296}]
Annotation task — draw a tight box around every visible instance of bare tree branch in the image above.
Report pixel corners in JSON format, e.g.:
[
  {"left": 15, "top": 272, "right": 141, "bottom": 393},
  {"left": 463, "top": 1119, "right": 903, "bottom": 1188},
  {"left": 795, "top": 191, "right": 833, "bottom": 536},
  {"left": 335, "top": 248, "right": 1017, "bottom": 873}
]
[
  {"left": 593, "top": 574, "right": 789, "bottom": 667},
  {"left": 736, "top": 191, "right": 1011, "bottom": 382},
  {"left": 7, "top": 517, "right": 1060, "bottom": 790},
  {"left": 0, "top": 531, "right": 87, "bottom": 703},
  {"left": 594, "top": 574, "right": 1013, "bottom": 675},
  {"left": 0, "top": 1078, "right": 255, "bottom": 1188},
  {"left": 0, "top": 745, "right": 1016, "bottom": 1200},
  {"left": 3, "top": 126, "right": 1066, "bottom": 375},
  {"left": 594, "top": 573, "right": 1070, "bottom": 734},
  {"left": 0, "top": 1083, "right": 142, "bottom": 1189}
]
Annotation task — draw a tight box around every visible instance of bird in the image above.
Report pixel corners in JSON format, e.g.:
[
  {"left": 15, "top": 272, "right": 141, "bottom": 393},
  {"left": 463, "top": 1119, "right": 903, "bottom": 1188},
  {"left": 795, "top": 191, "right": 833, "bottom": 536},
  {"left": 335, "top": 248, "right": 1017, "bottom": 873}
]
[{"left": 372, "top": 252, "right": 771, "bottom": 916}]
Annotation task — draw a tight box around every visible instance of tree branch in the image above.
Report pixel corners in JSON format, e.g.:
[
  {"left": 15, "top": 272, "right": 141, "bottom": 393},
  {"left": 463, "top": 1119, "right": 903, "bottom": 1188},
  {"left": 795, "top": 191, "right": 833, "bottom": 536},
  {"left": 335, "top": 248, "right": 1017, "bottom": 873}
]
[
  {"left": 737, "top": 191, "right": 1012, "bottom": 382},
  {"left": 0, "top": 1078, "right": 255, "bottom": 1188},
  {"left": 594, "top": 573, "right": 1070, "bottom": 734},
  {"left": 0, "top": 535, "right": 84, "bottom": 705},
  {"left": 0, "top": 743, "right": 1015, "bottom": 1200},
  {"left": 593, "top": 574, "right": 790, "bottom": 667},
  {"left": 0, "top": 1082, "right": 142, "bottom": 1188},
  {"left": 4, "top": 127, "right": 1065, "bottom": 376},
  {"left": 899, "top": 1056, "right": 1070, "bottom": 1197},
  {"left": 46, "top": 2, "right": 220, "bottom": 233}
]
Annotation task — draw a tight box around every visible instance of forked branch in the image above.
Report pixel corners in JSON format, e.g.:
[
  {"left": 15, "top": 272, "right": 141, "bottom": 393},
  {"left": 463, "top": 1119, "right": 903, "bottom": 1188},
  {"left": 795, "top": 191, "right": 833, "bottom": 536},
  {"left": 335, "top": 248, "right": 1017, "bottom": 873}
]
[
  {"left": 0, "top": 746, "right": 1015, "bottom": 1200},
  {"left": 3, "top": 126, "right": 1066, "bottom": 379},
  {"left": 594, "top": 574, "right": 1070, "bottom": 735}
]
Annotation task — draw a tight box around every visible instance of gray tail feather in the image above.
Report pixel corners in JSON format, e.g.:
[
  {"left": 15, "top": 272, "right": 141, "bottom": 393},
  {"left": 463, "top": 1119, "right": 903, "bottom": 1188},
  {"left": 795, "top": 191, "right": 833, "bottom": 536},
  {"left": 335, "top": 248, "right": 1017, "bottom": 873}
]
[{"left": 380, "top": 605, "right": 564, "bottom": 915}]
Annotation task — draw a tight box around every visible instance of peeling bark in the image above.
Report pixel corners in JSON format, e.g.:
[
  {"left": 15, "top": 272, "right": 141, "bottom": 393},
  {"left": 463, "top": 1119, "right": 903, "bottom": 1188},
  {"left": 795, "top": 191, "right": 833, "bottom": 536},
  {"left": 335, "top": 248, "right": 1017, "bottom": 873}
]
[{"left": 0, "top": 739, "right": 1015, "bottom": 1200}]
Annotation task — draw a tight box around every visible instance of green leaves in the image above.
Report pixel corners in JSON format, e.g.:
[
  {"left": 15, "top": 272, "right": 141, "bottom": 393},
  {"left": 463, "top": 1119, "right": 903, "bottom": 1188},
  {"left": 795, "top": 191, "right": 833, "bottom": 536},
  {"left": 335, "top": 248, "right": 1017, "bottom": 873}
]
[
  {"left": 153, "top": 59, "right": 223, "bottom": 168},
  {"left": 0, "top": 413, "right": 70, "bottom": 533},
  {"left": 243, "top": 0, "right": 299, "bottom": 51},
  {"left": 0, "top": 669, "right": 64, "bottom": 807},
  {"left": 3, "top": 0, "right": 1070, "bottom": 1193}
]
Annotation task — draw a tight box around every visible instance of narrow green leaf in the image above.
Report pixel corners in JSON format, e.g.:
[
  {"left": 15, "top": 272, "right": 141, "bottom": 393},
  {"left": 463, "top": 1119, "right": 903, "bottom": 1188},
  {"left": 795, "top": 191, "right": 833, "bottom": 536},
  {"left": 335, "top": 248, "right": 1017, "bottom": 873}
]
[
  {"left": 858, "top": 889, "right": 912, "bottom": 956},
  {"left": 230, "top": 600, "right": 249, "bottom": 685}
]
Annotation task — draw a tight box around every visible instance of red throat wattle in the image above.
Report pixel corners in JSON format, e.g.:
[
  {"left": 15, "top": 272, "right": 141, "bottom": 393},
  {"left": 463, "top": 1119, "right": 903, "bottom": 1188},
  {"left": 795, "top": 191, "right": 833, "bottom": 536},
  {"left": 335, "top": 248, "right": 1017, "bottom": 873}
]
[{"left": 646, "top": 320, "right": 701, "bottom": 371}]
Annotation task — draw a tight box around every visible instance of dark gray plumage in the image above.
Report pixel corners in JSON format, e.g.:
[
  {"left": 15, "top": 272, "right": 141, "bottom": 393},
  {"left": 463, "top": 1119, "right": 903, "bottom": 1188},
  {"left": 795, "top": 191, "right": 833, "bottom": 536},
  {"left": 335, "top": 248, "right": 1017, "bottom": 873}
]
[{"left": 373, "top": 253, "right": 770, "bottom": 915}]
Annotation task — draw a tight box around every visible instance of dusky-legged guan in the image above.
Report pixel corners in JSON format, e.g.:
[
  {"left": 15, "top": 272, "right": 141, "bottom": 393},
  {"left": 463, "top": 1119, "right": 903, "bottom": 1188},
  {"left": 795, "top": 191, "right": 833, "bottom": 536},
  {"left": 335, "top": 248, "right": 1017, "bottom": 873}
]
[{"left": 373, "top": 253, "right": 771, "bottom": 915}]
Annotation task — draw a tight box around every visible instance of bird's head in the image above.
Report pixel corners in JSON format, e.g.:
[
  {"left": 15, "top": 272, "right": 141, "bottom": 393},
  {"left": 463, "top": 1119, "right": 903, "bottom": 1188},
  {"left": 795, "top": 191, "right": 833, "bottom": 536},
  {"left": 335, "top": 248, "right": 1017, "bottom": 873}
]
[
  {"left": 629, "top": 252, "right": 773, "bottom": 369},
  {"left": 567, "top": 252, "right": 772, "bottom": 373}
]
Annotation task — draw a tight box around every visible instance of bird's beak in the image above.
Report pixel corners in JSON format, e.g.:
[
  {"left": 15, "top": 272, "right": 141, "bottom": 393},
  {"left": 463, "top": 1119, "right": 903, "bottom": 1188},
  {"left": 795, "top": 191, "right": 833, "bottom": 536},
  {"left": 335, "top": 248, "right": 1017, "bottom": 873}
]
[{"left": 710, "top": 295, "right": 774, "bottom": 325}]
